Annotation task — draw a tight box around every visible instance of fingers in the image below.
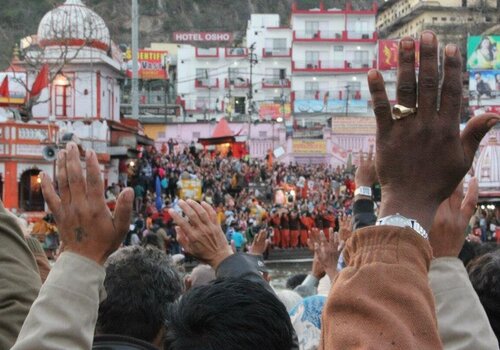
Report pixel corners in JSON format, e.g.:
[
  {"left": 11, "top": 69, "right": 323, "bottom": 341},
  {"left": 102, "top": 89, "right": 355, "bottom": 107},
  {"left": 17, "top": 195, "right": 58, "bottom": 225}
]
[
  {"left": 65, "top": 142, "right": 86, "bottom": 204},
  {"left": 359, "top": 150, "right": 365, "bottom": 165},
  {"left": 200, "top": 201, "right": 217, "bottom": 225},
  {"left": 186, "top": 199, "right": 210, "bottom": 225},
  {"left": 113, "top": 188, "right": 134, "bottom": 236},
  {"left": 175, "top": 226, "right": 190, "bottom": 251},
  {"left": 418, "top": 31, "right": 439, "bottom": 117},
  {"left": 40, "top": 172, "right": 61, "bottom": 218},
  {"left": 397, "top": 37, "right": 417, "bottom": 108},
  {"left": 439, "top": 44, "right": 463, "bottom": 123},
  {"left": 85, "top": 150, "right": 104, "bottom": 204},
  {"left": 461, "top": 177, "right": 479, "bottom": 221},
  {"left": 461, "top": 113, "right": 500, "bottom": 164},
  {"left": 368, "top": 145, "right": 374, "bottom": 161},
  {"left": 57, "top": 150, "right": 70, "bottom": 205},
  {"left": 178, "top": 200, "right": 200, "bottom": 226},
  {"left": 368, "top": 69, "right": 392, "bottom": 137}
]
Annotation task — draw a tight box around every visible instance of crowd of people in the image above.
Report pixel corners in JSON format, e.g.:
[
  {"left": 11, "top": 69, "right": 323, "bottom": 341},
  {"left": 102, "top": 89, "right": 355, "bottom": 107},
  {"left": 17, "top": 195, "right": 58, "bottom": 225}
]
[{"left": 1, "top": 32, "right": 500, "bottom": 350}]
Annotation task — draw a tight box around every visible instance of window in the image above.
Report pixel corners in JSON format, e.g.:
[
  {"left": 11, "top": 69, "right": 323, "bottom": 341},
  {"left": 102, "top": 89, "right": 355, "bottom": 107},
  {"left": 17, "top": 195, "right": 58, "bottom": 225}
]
[
  {"left": 305, "top": 51, "right": 320, "bottom": 66},
  {"left": 305, "top": 21, "right": 320, "bottom": 37},
  {"left": 192, "top": 132, "right": 201, "bottom": 139},
  {"left": 305, "top": 81, "right": 320, "bottom": 98},
  {"left": 259, "top": 131, "right": 268, "bottom": 138},
  {"left": 55, "top": 85, "right": 72, "bottom": 117},
  {"left": 354, "top": 50, "right": 369, "bottom": 63},
  {"left": 441, "top": 17, "right": 447, "bottom": 21},
  {"left": 334, "top": 46, "right": 344, "bottom": 52},
  {"left": 432, "top": 17, "right": 437, "bottom": 21},
  {"left": 265, "top": 38, "right": 287, "bottom": 54},
  {"left": 228, "top": 68, "right": 247, "bottom": 84}
]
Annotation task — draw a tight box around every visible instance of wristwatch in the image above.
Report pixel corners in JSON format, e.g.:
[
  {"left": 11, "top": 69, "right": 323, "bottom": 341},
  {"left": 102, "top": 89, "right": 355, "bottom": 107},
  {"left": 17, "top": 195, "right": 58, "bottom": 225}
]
[
  {"left": 376, "top": 213, "right": 428, "bottom": 240},
  {"left": 354, "top": 186, "right": 372, "bottom": 197}
]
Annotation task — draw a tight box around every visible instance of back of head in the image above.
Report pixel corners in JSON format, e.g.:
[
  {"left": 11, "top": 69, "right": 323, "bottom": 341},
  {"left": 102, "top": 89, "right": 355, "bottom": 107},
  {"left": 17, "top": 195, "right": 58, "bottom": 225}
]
[
  {"left": 276, "top": 289, "right": 303, "bottom": 312},
  {"left": 97, "top": 246, "right": 183, "bottom": 343},
  {"left": 165, "top": 278, "right": 294, "bottom": 350},
  {"left": 467, "top": 250, "right": 500, "bottom": 340}
]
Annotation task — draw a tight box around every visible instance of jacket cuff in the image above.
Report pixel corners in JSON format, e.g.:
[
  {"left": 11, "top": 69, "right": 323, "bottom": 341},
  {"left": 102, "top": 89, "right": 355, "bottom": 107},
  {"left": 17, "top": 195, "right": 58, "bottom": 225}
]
[
  {"left": 50, "top": 252, "right": 107, "bottom": 302},
  {"left": 344, "top": 226, "right": 432, "bottom": 274},
  {"left": 216, "top": 253, "right": 261, "bottom": 279},
  {"left": 353, "top": 198, "right": 375, "bottom": 213},
  {"left": 429, "top": 257, "right": 469, "bottom": 295}
]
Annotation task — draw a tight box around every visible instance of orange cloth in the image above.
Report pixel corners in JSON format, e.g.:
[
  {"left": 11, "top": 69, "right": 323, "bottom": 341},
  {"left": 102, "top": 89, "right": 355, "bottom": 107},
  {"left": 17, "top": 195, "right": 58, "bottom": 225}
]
[
  {"left": 281, "top": 229, "right": 290, "bottom": 249},
  {"left": 299, "top": 229, "right": 309, "bottom": 247},
  {"left": 320, "top": 226, "right": 441, "bottom": 350},
  {"left": 290, "top": 230, "right": 300, "bottom": 248}
]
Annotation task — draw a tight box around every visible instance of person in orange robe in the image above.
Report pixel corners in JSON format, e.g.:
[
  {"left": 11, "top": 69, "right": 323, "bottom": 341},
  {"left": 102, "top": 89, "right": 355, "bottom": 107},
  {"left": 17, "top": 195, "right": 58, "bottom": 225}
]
[
  {"left": 289, "top": 210, "right": 300, "bottom": 248},
  {"left": 299, "top": 213, "right": 314, "bottom": 247},
  {"left": 280, "top": 211, "right": 290, "bottom": 249},
  {"left": 270, "top": 210, "right": 281, "bottom": 248}
]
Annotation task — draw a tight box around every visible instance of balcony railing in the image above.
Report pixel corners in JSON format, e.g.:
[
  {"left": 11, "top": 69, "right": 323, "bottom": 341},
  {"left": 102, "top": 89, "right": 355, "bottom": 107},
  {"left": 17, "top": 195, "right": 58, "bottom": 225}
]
[
  {"left": 225, "top": 47, "right": 248, "bottom": 57},
  {"left": 346, "top": 31, "right": 378, "bottom": 41},
  {"left": 262, "top": 48, "right": 292, "bottom": 58},
  {"left": 225, "top": 78, "right": 250, "bottom": 89},
  {"left": 195, "top": 47, "right": 219, "bottom": 58},
  {"left": 293, "top": 30, "right": 377, "bottom": 42},
  {"left": 291, "top": 1, "right": 378, "bottom": 14},
  {"left": 292, "top": 60, "right": 376, "bottom": 72},
  {"left": 195, "top": 78, "right": 219, "bottom": 89},
  {"left": 294, "top": 89, "right": 371, "bottom": 101},
  {"left": 262, "top": 78, "right": 291, "bottom": 88}
]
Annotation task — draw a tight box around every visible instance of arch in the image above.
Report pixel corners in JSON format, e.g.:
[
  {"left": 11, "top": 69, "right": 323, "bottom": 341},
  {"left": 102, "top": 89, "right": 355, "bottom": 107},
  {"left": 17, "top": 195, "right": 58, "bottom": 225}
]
[{"left": 19, "top": 169, "right": 45, "bottom": 212}]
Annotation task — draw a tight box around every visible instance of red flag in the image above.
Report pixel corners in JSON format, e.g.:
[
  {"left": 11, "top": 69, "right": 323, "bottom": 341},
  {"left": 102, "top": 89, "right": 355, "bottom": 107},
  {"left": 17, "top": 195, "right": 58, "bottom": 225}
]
[
  {"left": 31, "top": 64, "right": 49, "bottom": 97},
  {"left": 0, "top": 76, "right": 9, "bottom": 97}
]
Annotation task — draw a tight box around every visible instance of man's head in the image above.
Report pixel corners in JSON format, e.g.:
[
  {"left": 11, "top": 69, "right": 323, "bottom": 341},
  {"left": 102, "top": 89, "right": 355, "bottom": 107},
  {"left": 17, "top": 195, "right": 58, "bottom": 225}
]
[
  {"left": 165, "top": 278, "right": 294, "bottom": 350},
  {"left": 97, "top": 246, "right": 183, "bottom": 345}
]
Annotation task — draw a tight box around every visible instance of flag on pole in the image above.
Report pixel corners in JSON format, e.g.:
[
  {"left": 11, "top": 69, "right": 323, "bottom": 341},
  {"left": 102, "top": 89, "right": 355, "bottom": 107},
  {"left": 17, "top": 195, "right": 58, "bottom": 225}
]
[
  {"left": 0, "top": 76, "right": 9, "bottom": 97},
  {"left": 30, "top": 64, "right": 49, "bottom": 97}
]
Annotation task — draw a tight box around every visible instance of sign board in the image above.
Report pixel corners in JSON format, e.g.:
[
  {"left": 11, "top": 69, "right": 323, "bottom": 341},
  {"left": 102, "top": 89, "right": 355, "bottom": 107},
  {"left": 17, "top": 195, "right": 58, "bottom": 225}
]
[
  {"left": 467, "top": 36, "right": 500, "bottom": 70},
  {"left": 469, "top": 70, "right": 500, "bottom": 106},
  {"left": 378, "top": 39, "right": 420, "bottom": 70},
  {"left": 179, "top": 179, "right": 202, "bottom": 201},
  {"left": 173, "top": 32, "right": 233, "bottom": 42},
  {"left": 332, "top": 117, "right": 377, "bottom": 135},
  {"left": 292, "top": 140, "right": 327, "bottom": 155},
  {"left": 294, "top": 99, "right": 368, "bottom": 114},
  {"left": 125, "top": 50, "right": 170, "bottom": 80},
  {"left": 258, "top": 103, "right": 291, "bottom": 120}
]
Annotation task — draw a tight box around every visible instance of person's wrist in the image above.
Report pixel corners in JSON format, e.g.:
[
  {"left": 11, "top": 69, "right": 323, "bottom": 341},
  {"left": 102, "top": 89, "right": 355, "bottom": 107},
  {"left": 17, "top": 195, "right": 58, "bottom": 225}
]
[
  {"left": 209, "top": 247, "right": 234, "bottom": 270},
  {"left": 64, "top": 247, "right": 110, "bottom": 266},
  {"left": 379, "top": 192, "right": 438, "bottom": 233}
]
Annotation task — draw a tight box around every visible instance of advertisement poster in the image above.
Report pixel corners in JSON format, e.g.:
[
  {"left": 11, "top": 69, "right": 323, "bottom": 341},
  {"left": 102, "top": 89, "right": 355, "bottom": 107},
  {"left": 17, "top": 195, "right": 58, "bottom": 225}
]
[
  {"left": 126, "top": 50, "right": 170, "bottom": 80},
  {"left": 331, "top": 117, "right": 377, "bottom": 135},
  {"left": 467, "top": 36, "right": 500, "bottom": 70},
  {"left": 258, "top": 103, "right": 291, "bottom": 120},
  {"left": 378, "top": 39, "right": 420, "bottom": 70},
  {"left": 469, "top": 70, "right": 500, "bottom": 106},
  {"left": 294, "top": 99, "right": 368, "bottom": 114},
  {"left": 292, "top": 140, "right": 327, "bottom": 155}
]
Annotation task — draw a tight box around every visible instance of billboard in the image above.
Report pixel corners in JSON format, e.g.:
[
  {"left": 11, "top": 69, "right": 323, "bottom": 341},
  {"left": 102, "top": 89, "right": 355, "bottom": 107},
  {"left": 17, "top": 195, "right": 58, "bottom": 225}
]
[
  {"left": 126, "top": 50, "right": 170, "bottom": 80},
  {"left": 378, "top": 39, "right": 420, "bottom": 70},
  {"left": 173, "top": 32, "right": 233, "bottom": 42},
  {"left": 469, "top": 70, "right": 500, "bottom": 106},
  {"left": 258, "top": 103, "right": 291, "bottom": 120},
  {"left": 292, "top": 140, "right": 327, "bottom": 155},
  {"left": 294, "top": 99, "right": 368, "bottom": 114},
  {"left": 467, "top": 36, "right": 500, "bottom": 70},
  {"left": 331, "top": 117, "right": 377, "bottom": 135}
]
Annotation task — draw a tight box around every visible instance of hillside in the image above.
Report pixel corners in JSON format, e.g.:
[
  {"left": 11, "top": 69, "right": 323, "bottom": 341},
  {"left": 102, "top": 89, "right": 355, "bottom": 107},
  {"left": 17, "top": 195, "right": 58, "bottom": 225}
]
[{"left": 0, "top": 0, "right": 377, "bottom": 69}]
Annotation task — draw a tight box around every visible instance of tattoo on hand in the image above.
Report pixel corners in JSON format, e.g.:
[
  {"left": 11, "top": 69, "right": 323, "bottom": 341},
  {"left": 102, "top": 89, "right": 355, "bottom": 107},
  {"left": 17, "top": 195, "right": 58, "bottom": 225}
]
[{"left": 74, "top": 227, "right": 86, "bottom": 242}]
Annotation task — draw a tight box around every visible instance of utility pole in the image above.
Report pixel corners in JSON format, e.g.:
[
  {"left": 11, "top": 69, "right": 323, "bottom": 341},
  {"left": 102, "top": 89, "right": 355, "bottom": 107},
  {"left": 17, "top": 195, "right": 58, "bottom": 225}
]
[
  {"left": 247, "top": 43, "right": 258, "bottom": 140},
  {"left": 131, "top": 0, "right": 139, "bottom": 120}
]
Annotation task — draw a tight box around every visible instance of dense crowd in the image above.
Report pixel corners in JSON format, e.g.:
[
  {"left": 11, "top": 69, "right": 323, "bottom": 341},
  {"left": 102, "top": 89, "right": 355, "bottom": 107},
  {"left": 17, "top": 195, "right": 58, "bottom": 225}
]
[{"left": 1, "top": 32, "right": 500, "bottom": 350}]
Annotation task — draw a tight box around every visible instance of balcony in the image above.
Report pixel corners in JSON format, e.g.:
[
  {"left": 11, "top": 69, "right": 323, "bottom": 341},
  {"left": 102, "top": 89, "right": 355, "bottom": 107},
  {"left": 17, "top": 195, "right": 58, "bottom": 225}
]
[
  {"left": 293, "top": 30, "right": 343, "bottom": 42},
  {"left": 262, "top": 78, "right": 291, "bottom": 89},
  {"left": 195, "top": 47, "right": 219, "bottom": 58},
  {"left": 345, "top": 31, "right": 378, "bottom": 42},
  {"left": 291, "top": 1, "right": 377, "bottom": 14},
  {"left": 294, "top": 89, "right": 371, "bottom": 102},
  {"left": 292, "top": 60, "right": 376, "bottom": 73},
  {"left": 262, "top": 48, "right": 292, "bottom": 58},
  {"left": 224, "top": 78, "right": 250, "bottom": 89},
  {"left": 195, "top": 78, "right": 219, "bottom": 89},
  {"left": 225, "top": 47, "right": 248, "bottom": 58}
]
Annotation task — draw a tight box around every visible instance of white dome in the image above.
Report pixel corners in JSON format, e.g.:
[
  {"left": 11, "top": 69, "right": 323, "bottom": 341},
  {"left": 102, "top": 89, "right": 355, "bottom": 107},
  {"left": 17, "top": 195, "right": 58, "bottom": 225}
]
[
  {"left": 37, "top": 0, "right": 110, "bottom": 51},
  {"left": 475, "top": 135, "right": 500, "bottom": 195}
]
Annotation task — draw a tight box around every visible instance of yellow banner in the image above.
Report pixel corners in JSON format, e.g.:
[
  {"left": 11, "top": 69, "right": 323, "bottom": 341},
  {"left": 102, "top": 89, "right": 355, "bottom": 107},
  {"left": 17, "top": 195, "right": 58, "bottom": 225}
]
[
  {"left": 292, "top": 140, "right": 327, "bottom": 154},
  {"left": 180, "top": 179, "right": 202, "bottom": 201}
]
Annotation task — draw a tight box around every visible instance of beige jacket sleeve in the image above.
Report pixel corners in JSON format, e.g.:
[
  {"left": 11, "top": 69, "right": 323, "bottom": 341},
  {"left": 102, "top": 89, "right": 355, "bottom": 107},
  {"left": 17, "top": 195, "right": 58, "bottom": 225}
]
[
  {"left": 0, "top": 202, "right": 41, "bottom": 350},
  {"left": 12, "top": 252, "right": 106, "bottom": 350},
  {"left": 429, "top": 257, "right": 499, "bottom": 350},
  {"left": 321, "top": 226, "right": 442, "bottom": 349}
]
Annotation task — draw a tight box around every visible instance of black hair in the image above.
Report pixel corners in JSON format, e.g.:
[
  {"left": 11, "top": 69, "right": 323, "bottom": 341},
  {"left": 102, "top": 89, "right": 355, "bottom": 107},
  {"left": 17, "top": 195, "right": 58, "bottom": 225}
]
[
  {"left": 165, "top": 278, "right": 294, "bottom": 350},
  {"left": 97, "top": 246, "right": 183, "bottom": 343},
  {"left": 467, "top": 250, "right": 500, "bottom": 341},
  {"left": 286, "top": 273, "right": 308, "bottom": 290}
]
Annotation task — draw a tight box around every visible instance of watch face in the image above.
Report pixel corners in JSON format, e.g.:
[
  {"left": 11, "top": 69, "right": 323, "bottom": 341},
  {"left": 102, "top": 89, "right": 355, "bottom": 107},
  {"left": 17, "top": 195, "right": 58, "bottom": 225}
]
[{"left": 384, "top": 215, "right": 410, "bottom": 227}]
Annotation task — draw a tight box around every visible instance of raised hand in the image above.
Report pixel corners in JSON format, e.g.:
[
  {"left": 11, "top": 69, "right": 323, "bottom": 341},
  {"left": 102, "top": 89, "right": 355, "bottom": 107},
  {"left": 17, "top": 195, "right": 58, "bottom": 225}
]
[
  {"left": 169, "top": 199, "right": 233, "bottom": 269},
  {"left": 41, "top": 142, "right": 134, "bottom": 265},
  {"left": 338, "top": 215, "right": 353, "bottom": 242},
  {"left": 248, "top": 230, "right": 269, "bottom": 256},
  {"left": 430, "top": 178, "right": 478, "bottom": 258},
  {"left": 368, "top": 31, "right": 499, "bottom": 231},
  {"left": 309, "top": 228, "right": 343, "bottom": 280},
  {"left": 355, "top": 146, "right": 377, "bottom": 189}
]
